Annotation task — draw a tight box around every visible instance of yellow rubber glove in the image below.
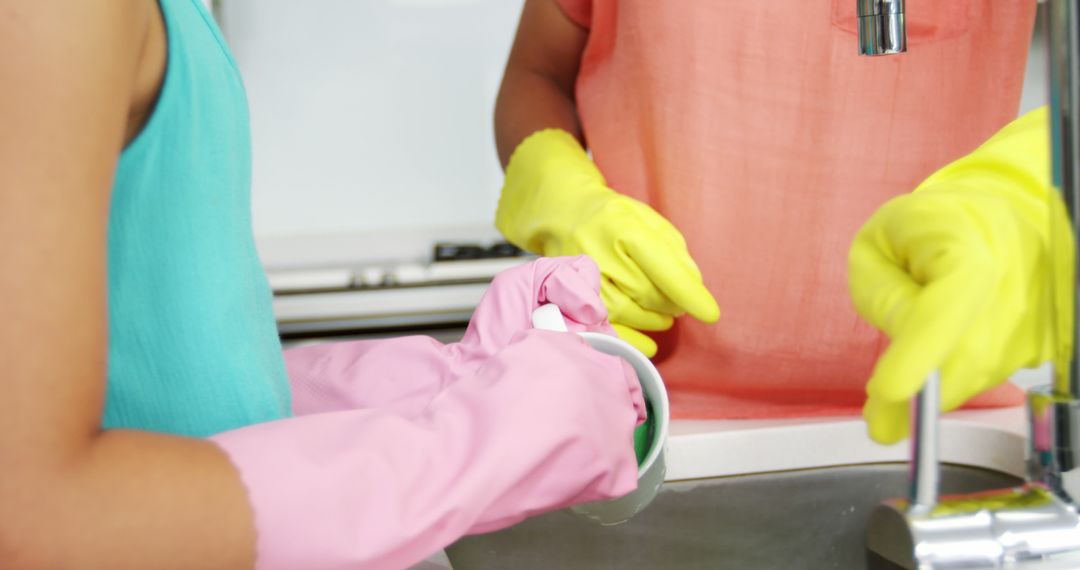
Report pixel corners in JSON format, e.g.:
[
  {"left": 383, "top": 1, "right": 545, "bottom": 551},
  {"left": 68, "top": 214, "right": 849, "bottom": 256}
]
[
  {"left": 497, "top": 129, "right": 720, "bottom": 356},
  {"left": 849, "top": 107, "right": 1074, "bottom": 445}
]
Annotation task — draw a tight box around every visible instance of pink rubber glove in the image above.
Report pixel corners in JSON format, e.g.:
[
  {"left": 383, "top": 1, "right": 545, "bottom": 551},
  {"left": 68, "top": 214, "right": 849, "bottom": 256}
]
[
  {"left": 287, "top": 255, "right": 614, "bottom": 418},
  {"left": 212, "top": 329, "right": 644, "bottom": 570}
]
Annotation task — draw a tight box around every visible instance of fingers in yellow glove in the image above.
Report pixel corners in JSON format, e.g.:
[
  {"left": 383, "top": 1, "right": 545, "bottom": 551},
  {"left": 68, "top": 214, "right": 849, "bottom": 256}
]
[
  {"left": 576, "top": 197, "right": 720, "bottom": 323},
  {"left": 862, "top": 398, "right": 908, "bottom": 445},
  {"left": 602, "top": 277, "right": 677, "bottom": 358},
  {"left": 621, "top": 230, "right": 721, "bottom": 324},
  {"left": 864, "top": 332, "right": 1002, "bottom": 445},
  {"left": 612, "top": 323, "right": 659, "bottom": 358},
  {"left": 601, "top": 279, "right": 675, "bottom": 332}
]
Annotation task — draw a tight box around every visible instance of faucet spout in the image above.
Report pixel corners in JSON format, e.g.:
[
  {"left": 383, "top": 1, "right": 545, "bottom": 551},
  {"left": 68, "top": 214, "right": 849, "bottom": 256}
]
[{"left": 858, "top": 0, "right": 906, "bottom": 56}]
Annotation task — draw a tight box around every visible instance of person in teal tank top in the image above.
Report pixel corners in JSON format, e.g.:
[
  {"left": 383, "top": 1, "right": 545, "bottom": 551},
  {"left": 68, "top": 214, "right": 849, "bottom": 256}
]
[
  {"left": 107, "top": 0, "right": 291, "bottom": 436},
  {"left": 0, "top": 0, "right": 656, "bottom": 567}
]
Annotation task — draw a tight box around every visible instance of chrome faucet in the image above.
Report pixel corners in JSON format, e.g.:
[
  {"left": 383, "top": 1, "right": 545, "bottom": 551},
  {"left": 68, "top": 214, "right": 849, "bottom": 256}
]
[
  {"left": 858, "top": 0, "right": 906, "bottom": 56},
  {"left": 863, "top": 1, "right": 1080, "bottom": 568}
]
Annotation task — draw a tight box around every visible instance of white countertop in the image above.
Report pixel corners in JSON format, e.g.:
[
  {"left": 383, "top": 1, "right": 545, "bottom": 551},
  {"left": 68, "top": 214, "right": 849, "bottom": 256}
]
[
  {"left": 662, "top": 367, "right": 1053, "bottom": 482},
  {"left": 664, "top": 406, "right": 1029, "bottom": 482}
]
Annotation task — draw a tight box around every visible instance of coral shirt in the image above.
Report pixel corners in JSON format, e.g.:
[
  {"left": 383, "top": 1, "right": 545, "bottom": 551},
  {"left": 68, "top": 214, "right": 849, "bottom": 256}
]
[{"left": 555, "top": 0, "right": 1037, "bottom": 418}]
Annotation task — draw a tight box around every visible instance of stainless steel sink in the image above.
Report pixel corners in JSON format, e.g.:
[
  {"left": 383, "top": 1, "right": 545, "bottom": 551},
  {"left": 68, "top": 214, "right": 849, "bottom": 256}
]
[{"left": 446, "top": 464, "right": 1021, "bottom": 570}]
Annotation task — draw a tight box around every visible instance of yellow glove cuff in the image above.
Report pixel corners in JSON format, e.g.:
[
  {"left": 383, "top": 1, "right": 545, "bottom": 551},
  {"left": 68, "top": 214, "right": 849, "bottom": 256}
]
[{"left": 496, "top": 129, "right": 613, "bottom": 255}]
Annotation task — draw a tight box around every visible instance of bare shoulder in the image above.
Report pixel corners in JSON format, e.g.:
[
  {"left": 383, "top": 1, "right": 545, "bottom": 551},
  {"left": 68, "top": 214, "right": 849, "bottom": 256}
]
[
  {"left": 0, "top": 0, "right": 165, "bottom": 146},
  {"left": 2, "top": 1, "right": 152, "bottom": 37},
  {"left": 0, "top": 0, "right": 154, "bottom": 73}
]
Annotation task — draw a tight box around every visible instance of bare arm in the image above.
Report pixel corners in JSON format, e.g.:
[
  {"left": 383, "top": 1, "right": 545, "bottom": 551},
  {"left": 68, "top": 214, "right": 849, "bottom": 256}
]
[
  {"left": 494, "top": 0, "right": 589, "bottom": 167},
  {"left": 0, "top": 3, "right": 254, "bottom": 568}
]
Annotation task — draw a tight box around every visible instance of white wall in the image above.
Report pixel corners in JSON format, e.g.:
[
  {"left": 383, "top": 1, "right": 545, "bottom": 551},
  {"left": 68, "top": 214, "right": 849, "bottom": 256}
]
[
  {"left": 1020, "top": 9, "right": 1048, "bottom": 115},
  {"left": 219, "top": 0, "right": 525, "bottom": 240}
]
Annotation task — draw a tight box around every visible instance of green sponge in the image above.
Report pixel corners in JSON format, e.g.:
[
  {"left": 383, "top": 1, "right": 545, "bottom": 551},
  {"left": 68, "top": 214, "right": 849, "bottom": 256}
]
[{"left": 633, "top": 399, "right": 656, "bottom": 465}]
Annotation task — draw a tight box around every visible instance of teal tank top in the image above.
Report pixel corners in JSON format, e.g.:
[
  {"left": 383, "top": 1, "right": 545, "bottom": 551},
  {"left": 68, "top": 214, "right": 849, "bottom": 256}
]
[{"left": 106, "top": 0, "right": 292, "bottom": 436}]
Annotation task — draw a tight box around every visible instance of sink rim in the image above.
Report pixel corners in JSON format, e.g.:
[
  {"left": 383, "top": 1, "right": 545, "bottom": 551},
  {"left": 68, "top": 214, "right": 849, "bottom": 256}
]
[{"left": 664, "top": 406, "right": 1027, "bottom": 483}]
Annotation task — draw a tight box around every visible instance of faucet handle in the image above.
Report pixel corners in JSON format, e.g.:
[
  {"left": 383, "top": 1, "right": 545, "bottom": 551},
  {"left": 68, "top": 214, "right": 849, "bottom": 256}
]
[{"left": 908, "top": 372, "right": 941, "bottom": 512}]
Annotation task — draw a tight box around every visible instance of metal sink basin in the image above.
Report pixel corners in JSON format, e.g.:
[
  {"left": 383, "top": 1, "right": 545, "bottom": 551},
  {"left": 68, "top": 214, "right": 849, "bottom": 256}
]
[{"left": 446, "top": 463, "right": 1021, "bottom": 570}]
